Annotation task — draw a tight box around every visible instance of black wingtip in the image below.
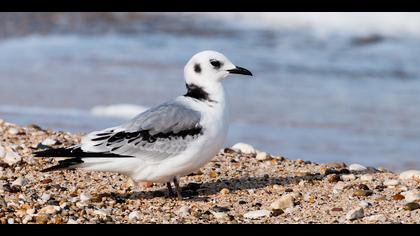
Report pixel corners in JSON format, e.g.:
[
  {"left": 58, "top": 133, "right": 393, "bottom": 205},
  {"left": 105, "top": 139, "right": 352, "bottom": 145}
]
[
  {"left": 33, "top": 147, "right": 72, "bottom": 157},
  {"left": 41, "top": 157, "right": 84, "bottom": 172}
]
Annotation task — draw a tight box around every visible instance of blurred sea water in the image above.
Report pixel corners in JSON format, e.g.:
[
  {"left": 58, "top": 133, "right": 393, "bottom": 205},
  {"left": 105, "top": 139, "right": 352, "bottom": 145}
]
[{"left": 1, "top": 12, "right": 420, "bottom": 171}]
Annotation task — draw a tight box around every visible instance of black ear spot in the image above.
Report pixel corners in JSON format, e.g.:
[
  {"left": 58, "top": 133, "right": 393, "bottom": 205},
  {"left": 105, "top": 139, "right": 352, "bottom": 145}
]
[
  {"left": 210, "top": 59, "right": 222, "bottom": 69},
  {"left": 194, "top": 63, "right": 201, "bottom": 73}
]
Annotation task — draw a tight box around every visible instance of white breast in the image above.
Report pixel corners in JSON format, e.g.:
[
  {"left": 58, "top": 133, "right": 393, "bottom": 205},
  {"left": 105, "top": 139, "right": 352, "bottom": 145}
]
[{"left": 133, "top": 87, "right": 230, "bottom": 182}]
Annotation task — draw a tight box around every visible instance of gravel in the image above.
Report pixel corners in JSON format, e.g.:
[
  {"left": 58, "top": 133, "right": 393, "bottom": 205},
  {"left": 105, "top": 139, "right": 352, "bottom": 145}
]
[{"left": 0, "top": 120, "right": 419, "bottom": 224}]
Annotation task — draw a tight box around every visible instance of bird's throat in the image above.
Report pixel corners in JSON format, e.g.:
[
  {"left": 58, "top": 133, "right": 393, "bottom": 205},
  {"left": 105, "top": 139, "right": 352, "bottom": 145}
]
[{"left": 184, "top": 83, "right": 217, "bottom": 103}]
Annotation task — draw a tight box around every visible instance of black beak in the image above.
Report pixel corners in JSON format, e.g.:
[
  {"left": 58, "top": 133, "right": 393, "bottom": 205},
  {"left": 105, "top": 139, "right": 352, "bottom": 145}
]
[{"left": 227, "top": 66, "right": 253, "bottom": 76}]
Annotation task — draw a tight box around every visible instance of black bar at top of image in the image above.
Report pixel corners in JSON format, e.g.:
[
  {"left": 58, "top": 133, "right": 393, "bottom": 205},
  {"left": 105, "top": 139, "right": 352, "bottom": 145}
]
[{"left": 1, "top": 0, "right": 420, "bottom": 12}]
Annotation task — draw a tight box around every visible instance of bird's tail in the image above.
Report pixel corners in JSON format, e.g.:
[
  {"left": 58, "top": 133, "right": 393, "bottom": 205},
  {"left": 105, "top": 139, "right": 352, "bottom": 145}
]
[
  {"left": 40, "top": 157, "right": 84, "bottom": 172},
  {"left": 33, "top": 146, "right": 79, "bottom": 157},
  {"left": 33, "top": 146, "right": 84, "bottom": 172}
]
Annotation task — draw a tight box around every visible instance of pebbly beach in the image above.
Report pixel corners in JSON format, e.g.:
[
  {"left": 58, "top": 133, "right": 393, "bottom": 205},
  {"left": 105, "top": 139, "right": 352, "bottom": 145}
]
[{"left": 0, "top": 119, "right": 419, "bottom": 224}]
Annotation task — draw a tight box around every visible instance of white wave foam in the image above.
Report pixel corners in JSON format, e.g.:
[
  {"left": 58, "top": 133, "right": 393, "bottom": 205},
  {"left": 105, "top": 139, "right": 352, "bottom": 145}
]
[
  {"left": 186, "top": 12, "right": 420, "bottom": 38},
  {"left": 90, "top": 104, "right": 148, "bottom": 120},
  {"left": 0, "top": 105, "right": 87, "bottom": 117}
]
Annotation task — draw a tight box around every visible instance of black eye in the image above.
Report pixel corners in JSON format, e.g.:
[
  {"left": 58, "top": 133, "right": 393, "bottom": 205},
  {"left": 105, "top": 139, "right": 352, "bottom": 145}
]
[{"left": 210, "top": 59, "right": 222, "bottom": 68}]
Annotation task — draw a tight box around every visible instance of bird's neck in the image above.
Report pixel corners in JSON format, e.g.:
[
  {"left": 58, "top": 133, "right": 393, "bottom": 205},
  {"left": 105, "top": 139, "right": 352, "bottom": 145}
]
[{"left": 184, "top": 82, "right": 225, "bottom": 104}]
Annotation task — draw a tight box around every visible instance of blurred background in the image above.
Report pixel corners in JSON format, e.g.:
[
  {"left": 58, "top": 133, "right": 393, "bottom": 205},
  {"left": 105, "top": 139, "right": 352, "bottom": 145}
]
[{"left": 1, "top": 12, "right": 420, "bottom": 171}]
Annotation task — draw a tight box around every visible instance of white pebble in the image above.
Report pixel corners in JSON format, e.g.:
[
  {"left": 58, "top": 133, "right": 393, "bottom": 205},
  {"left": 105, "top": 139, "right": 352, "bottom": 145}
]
[
  {"left": 231, "top": 143, "right": 256, "bottom": 154},
  {"left": 176, "top": 206, "right": 190, "bottom": 217},
  {"left": 346, "top": 207, "right": 364, "bottom": 220},
  {"left": 11, "top": 177, "right": 27, "bottom": 187},
  {"left": 26, "top": 208, "right": 35, "bottom": 215},
  {"left": 67, "top": 219, "right": 78, "bottom": 224},
  {"left": 255, "top": 151, "right": 270, "bottom": 161},
  {"left": 41, "top": 193, "right": 51, "bottom": 202},
  {"left": 383, "top": 179, "right": 399, "bottom": 187},
  {"left": 243, "top": 209, "right": 271, "bottom": 219},
  {"left": 270, "top": 193, "right": 297, "bottom": 210},
  {"left": 0, "top": 146, "right": 5, "bottom": 158},
  {"left": 2, "top": 148, "right": 22, "bottom": 166},
  {"left": 365, "top": 214, "right": 386, "bottom": 223},
  {"left": 399, "top": 170, "right": 420, "bottom": 181},
  {"left": 211, "top": 211, "right": 228, "bottom": 219},
  {"left": 93, "top": 209, "right": 109, "bottom": 217},
  {"left": 360, "top": 174, "right": 373, "bottom": 182},
  {"left": 358, "top": 200, "right": 371, "bottom": 208},
  {"left": 8, "top": 128, "right": 19, "bottom": 135},
  {"left": 128, "top": 211, "right": 141, "bottom": 221},
  {"left": 39, "top": 205, "right": 61, "bottom": 214},
  {"left": 79, "top": 192, "right": 92, "bottom": 202},
  {"left": 7, "top": 218, "right": 14, "bottom": 224},
  {"left": 341, "top": 174, "right": 356, "bottom": 181},
  {"left": 401, "top": 190, "right": 420, "bottom": 203},
  {"left": 22, "top": 215, "right": 32, "bottom": 224},
  {"left": 247, "top": 189, "right": 255, "bottom": 194},
  {"left": 333, "top": 182, "right": 347, "bottom": 194},
  {"left": 41, "top": 138, "right": 57, "bottom": 146},
  {"left": 349, "top": 163, "right": 367, "bottom": 172}
]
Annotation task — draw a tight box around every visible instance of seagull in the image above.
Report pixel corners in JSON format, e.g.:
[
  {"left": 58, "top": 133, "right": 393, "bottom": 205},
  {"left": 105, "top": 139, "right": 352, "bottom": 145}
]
[{"left": 34, "top": 50, "right": 253, "bottom": 199}]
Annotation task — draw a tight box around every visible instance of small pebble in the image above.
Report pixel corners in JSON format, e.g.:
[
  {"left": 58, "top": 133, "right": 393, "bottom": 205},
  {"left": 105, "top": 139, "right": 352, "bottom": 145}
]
[
  {"left": 8, "top": 128, "right": 19, "bottom": 135},
  {"left": 403, "top": 202, "right": 420, "bottom": 211},
  {"left": 327, "top": 174, "right": 341, "bottom": 183},
  {"left": 2, "top": 148, "right": 22, "bottom": 166},
  {"left": 0, "top": 146, "right": 4, "bottom": 158},
  {"left": 209, "top": 171, "right": 218, "bottom": 178},
  {"left": 35, "top": 214, "right": 49, "bottom": 224},
  {"left": 211, "top": 206, "right": 230, "bottom": 213},
  {"left": 243, "top": 210, "right": 270, "bottom": 219},
  {"left": 39, "top": 205, "right": 61, "bottom": 214},
  {"left": 349, "top": 163, "right": 367, "bottom": 172},
  {"left": 41, "top": 193, "right": 51, "bottom": 202},
  {"left": 11, "top": 177, "right": 27, "bottom": 187},
  {"left": 219, "top": 188, "right": 230, "bottom": 195},
  {"left": 333, "top": 182, "right": 347, "bottom": 194},
  {"left": 399, "top": 170, "right": 420, "bottom": 181},
  {"left": 358, "top": 184, "right": 370, "bottom": 190},
  {"left": 176, "top": 206, "right": 190, "bottom": 217},
  {"left": 211, "top": 211, "right": 228, "bottom": 219},
  {"left": 255, "top": 151, "right": 270, "bottom": 161},
  {"left": 67, "top": 219, "right": 78, "bottom": 224},
  {"left": 0, "top": 196, "right": 7, "bottom": 209},
  {"left": 271, "top": 209, "right": 284, "bottom": 217},
  {"left": 80, "top": 192, "right": 91, "bottom": 202},
  {"left": 341, "top": 174, "right": 356, "bottom": 181},
  {"left": 270, "top": 193, "right": 298, "bottom": 210},
  {"left": 346, "top": 207, "right": 364, "bottom": 220},
  {"left": 41, "top": 138, "right": 57, "bottom": 146},
  {"left": 358, "top": 200, "right": 371, "bottom": 208},
  {"left": 393, "top": 194, "right": 405, "bottom": 201},
  {"left": 128, "top": 211, "right": 141, "bottom": 221},
  {"left": 41, "top": 179, "right": 53, "bottom": 184},
  {"left": 365, "top": 214, "right": 386, "bottom": 223},
  {"left": 383, "top": 179, "right": 399, "bottom": 187},
  {"left": 142, "top": 181, "right": 153, "bottom": 188},
  {"left": 401, "top": 190, "right": 420, "bottom": 203},
  {"left": 360, "top": 174, "right": 373, "bottom": 182},
  {"left": 353, "top": 189, "right": 373, "bottom": 197},
  {"left": 231, "top": 143, "right": 256, "bottom": 154}
]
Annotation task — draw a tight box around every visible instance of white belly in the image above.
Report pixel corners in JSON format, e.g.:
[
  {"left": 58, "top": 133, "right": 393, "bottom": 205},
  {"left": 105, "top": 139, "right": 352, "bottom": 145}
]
[{"left": 132, "top": 96, "right": 229, "bottom": 182}]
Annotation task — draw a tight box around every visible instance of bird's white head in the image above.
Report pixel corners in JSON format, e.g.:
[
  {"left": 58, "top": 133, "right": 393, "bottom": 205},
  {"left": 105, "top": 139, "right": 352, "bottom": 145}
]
[{"left": 184, "top": 50, "right": 252, "bottom": 87}]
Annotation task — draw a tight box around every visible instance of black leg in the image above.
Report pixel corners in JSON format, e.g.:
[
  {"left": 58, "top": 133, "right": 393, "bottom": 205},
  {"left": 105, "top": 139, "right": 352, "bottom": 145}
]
[
  {"left": 166, "top": 182, "right": 175, "bottom": 197},
  {"left": 173, "top": 177, "right": 183, "bottom": 200}
]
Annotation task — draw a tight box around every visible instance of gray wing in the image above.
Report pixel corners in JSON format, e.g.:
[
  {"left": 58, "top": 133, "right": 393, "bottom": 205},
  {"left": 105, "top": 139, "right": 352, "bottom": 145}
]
[{"left": 81, "top": 100, "right": 203, "bottom": 161}]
